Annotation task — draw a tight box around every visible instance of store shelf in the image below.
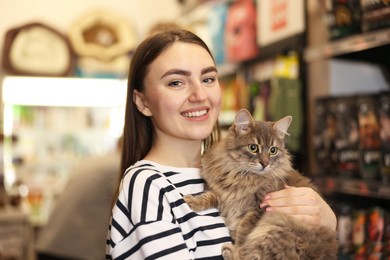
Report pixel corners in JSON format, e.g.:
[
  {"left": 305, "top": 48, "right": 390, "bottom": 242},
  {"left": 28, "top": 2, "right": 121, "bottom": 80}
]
[
  {"left": 218, "top": 63, "right": 239, "bottom": 77},
  {"left": 179, "top": 0, "right": 223, "bottom": 15},
  {"left": 2, "top": 76, "right": 127, "bottom": 107},
  {"left": 314, "top": 176, "right": 390, "bottom": 200},
  {"left": 0, "top": 209, "right": 34, "bottom": 260},
  {"left": 304, "top": 28, "right": 390, "bottom": 62}
]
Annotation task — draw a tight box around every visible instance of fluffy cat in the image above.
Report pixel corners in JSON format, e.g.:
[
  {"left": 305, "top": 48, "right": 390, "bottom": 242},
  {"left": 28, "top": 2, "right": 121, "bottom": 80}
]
[{"left": 185, "top": 109, "right": 338, "bottom": 260}]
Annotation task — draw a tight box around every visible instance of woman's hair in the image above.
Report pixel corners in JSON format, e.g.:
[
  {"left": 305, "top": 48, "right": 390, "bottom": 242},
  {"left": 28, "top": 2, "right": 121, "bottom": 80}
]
[{"left": 120, "top": 28, "right": 221, "bottom": 176}]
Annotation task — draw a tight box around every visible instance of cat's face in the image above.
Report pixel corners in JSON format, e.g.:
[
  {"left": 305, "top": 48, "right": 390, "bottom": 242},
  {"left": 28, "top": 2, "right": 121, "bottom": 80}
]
[{"left": 222, "top": 109, "right": 292, "bottom": 178}]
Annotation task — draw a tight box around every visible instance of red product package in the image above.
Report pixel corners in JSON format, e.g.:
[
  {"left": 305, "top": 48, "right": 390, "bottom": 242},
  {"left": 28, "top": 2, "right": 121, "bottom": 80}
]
[
  {"left": 225, "top": 0, "right": 258, "bottom": 62},
  {"left": 352, "top": 209, "right": 368, "bottom": 258},
  {"left": 366, "top": 207, "right": 386, "bottom": 259}
]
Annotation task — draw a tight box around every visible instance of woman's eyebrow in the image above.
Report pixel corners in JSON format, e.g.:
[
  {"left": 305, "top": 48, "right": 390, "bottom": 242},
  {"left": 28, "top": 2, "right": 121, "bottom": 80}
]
[
  {"left": 160, "top": 69, "right": 190, "bottom": 79},
  {"left": 160, "top": 66, "right": 218, "bottom": 79},
  {"left": 202, "top": 66, "right": 218, "bottom": 74}
]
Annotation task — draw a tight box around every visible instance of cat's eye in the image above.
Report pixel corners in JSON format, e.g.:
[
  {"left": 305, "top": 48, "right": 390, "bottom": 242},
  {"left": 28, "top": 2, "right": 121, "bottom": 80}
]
[
  {"left": 248, "top": 144, "right": 259, "bottom": 153},
  {"left": 269, "top": 146, "right": 278, "bottom": 155}
]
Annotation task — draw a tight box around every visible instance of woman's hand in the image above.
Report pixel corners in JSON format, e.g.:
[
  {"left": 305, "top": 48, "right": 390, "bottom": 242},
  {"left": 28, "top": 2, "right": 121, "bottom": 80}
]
[{"left": 260, "top": 185, "right": 337, "bottom": 230}]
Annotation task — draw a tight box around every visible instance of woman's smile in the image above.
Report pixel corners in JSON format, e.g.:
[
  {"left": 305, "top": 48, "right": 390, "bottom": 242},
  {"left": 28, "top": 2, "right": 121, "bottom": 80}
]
[{"left": 181, "top": 108, "right": 209, "bottom": 119}]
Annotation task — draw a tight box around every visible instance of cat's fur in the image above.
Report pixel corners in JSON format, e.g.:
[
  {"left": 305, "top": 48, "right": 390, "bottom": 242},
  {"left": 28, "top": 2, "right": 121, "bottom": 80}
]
[{"left": 185, "top": 109, "right": 338, "bottom": 260}]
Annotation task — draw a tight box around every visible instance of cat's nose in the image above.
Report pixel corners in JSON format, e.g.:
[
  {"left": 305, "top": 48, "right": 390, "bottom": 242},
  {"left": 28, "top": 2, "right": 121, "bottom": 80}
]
[{"left": 261, "top": 161, "right": 269, "bottom": 168}]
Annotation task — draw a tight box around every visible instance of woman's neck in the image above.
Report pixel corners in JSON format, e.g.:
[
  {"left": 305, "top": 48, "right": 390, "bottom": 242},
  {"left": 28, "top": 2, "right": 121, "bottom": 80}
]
[{"left": 144, "top": 139, "right": 202, "bottom": 168}]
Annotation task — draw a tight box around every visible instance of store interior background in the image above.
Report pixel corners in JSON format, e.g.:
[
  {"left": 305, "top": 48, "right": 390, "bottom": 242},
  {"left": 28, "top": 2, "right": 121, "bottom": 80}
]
[
  {"left": 1, "top": 0, "right": 390, "bottom": 259},
  {"left": 0, "top": 0, "right": 181, "bottom": 42}
]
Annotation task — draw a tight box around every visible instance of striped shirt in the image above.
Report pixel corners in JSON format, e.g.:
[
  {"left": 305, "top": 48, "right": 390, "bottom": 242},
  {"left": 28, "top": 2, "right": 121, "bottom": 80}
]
[{"left": 106, "top": 160, "right": 232, "bottom": 259}]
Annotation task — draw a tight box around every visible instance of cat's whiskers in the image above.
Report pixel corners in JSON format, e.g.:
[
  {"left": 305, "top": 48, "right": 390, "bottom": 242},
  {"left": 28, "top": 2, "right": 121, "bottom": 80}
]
[
  {"left": 268, "top": 167, "right": 287, "bottom": 186},
  {"left": 233, "top": 163, "right": 252, "bottom": 175},
  {"left": 221, "top": 161, "right": 256, "bottom": 177},
  {"left": 216, "top": 161, "right": 241, "bottom": 176},
  {"left": 242, "top": 166, "right": 253, "bottom": 175}
]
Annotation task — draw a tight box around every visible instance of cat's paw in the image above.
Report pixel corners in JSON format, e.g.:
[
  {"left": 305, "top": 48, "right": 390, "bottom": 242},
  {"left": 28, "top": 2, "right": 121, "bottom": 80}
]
[
  {"left": 184, "top": 192, "right": 216, "bottom": 211},
  {"left": 222, "top": 244, "right": 236, "bottom": 260},
  {"left": 222, "top": 249, "right": 232, "bottom": 260},
  {"left": 183, "top": 195, "right": 198, "bottom": 210}
]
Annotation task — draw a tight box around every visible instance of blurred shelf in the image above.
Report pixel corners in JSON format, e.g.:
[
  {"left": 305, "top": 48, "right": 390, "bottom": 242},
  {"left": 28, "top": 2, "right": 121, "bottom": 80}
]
[
  {"left": 179, "top": 0, "right": 226, "bottom": 15},
  {"left": 314, "top": 176, "right": 390, "bottom": 200},
  {"left": 218, "top": 63, "right": 239, "bottom": 77},
  {"left": 2, "top": 76, "right": 127, "bottom": 107},
  {"left": 304, "top": 28, "right": 390, "bottom": 62},
  {"left": 0, "top": 209, "right": 34, "bottom": 260}
]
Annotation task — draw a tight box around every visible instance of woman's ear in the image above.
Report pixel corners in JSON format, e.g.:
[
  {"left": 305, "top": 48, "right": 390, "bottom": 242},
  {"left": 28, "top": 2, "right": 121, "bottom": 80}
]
[{"left": 133, "top": 90, "right": 152, "bottom": 116}]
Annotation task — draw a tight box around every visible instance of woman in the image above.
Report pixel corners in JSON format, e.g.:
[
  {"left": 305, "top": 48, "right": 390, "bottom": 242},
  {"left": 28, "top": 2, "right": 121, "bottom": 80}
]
[{"left": 106, "top": 28, "right": 336, "bottom": 259}]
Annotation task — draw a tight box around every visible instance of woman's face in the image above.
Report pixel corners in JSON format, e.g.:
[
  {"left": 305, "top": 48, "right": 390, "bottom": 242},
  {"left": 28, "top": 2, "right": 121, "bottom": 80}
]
[{"left": 134, "top": 42, "right": 221, "bottom": 142}]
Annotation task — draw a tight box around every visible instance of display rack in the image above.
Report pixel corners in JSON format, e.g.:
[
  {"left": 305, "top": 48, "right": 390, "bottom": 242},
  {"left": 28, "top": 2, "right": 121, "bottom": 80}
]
[
  {"left": 304, "top": 5, "right": 390, "bottom": 234},
  {"left": 304, "top": 27, "right": 390, "bottom": 62},
  {"left": 0, "top": 210, "right": 34, "bottom": 259},
  {"left": 1, "top": 76, "right": 127, "bottom": 226},
  {"left": 306, "top": 27, "right": 390, "bottom": 201},
  {"left": 314, "top": 176, "right": 390, "bottom": 201}
]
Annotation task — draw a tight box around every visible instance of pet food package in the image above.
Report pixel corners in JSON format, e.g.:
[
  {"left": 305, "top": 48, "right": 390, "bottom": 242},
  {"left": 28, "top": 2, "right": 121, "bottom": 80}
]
[
  {"left": 322, "top": 0, "right": 362, "bottom": 40},
  {"left": 337, "top": 204, "right": 354, "bottom": 256},
  {"left": 384, "top": 211, "right": 390, "bottom": 258},
  {"left": 379, "top": 93, "right": 390, "bottom": 183},
  {"left": 361, "top": 0, "right": 390, "bottom": 11},
  {"left": 314, "top": 97, "right": 336, "bottom": 176},
  {"left": 208, "top": 2, "right": 228, "bottom": 65},
  {"left": 332, "top": 96, "right": 360, "bottom": 178},
  {"left": 361, "top": 0, "right": 390, "bottom": 32},
  {"left": 357, "top": 95, "right": 381, "bottom": 180},
  {"left": 366, "top": 207, "right": 386, "bottom": 259},
  {"left": 225, "top": 0, "right": 258, "bottom": 62},
  {"left": 335, "top": 205, "right": 390, "bottom": 258},
  {"left": 352, "top": 209, "right": 367, "bottom": 258}
]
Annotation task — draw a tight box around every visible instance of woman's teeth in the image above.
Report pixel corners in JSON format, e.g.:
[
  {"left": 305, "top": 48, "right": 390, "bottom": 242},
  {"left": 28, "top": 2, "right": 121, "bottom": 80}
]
[{"left": 183, "top": 110, "right": 207, "bottom": 118}]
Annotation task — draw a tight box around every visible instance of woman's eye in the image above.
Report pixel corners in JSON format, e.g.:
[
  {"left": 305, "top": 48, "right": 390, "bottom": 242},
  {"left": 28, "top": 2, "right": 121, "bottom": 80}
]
[
  {"left": 248, "top": 144, "right": 258, "bottom": 153},
  {"left": 168, "top": 80, "right": 183, "bottom": 88},
  {"left": 203, "top": 77, "right": 215, "bottom": 84},
  {"left": 269, "top": 146, "right": 278, "bottom": 155}
]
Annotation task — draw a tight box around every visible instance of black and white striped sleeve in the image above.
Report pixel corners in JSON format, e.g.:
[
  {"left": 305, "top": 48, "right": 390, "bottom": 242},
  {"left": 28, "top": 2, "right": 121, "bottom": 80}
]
[{"left": 107, "top": 167, "right": 192, "bottom": 259}]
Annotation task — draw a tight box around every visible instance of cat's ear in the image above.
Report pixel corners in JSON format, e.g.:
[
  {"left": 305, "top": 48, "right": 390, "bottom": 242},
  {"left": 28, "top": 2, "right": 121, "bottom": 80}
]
[
  {"left": 273, "top": 116, "right": 292, "bottom": 139},
  {"left": 234, "top": 109, "right": 254, "bottom": 135}
]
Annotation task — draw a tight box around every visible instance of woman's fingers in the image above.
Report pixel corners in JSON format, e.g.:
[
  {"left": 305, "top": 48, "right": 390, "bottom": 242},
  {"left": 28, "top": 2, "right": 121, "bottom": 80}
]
[
  {"left": 262, "top": 186, "right": 318, "bottom": 207},
  {"left": 259, "top": 186, "right": 337, "bottom": 230}
]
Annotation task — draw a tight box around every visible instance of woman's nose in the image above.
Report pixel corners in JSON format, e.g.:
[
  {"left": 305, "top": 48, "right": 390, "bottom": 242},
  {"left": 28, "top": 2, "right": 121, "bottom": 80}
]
[{"left": 188, "top": 83, "right": 207, "bottom": 102}]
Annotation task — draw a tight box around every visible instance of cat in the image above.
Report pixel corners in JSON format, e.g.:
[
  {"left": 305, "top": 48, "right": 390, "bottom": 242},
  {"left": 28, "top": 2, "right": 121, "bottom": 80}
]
[{"left": 184, "top": 109, "right": 338, "bottom": 260}]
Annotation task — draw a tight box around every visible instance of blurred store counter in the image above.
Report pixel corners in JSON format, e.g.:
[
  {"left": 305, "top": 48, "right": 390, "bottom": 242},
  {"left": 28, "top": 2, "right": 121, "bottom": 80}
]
[{"left": 0, "top": 209, "right": 35, "bottom": 260}]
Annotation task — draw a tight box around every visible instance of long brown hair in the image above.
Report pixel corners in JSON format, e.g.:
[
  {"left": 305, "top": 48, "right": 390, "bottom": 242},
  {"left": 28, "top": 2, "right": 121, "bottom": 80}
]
[{"left": 120, "top": 28, "right": 220, "bottom": 177}]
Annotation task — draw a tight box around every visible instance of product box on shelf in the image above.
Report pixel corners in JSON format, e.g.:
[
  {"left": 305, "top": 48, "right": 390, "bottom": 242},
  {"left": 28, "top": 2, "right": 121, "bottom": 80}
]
[
  {"left": 336, "top": 204, "right": 389, "bottom": 259},
  {"left": 315, "top": 93, "right": 390, "bottom": 183},
  {"left": 361, "top": 0, "right": 390, "bottom": 11},
  {"left": 361, "top": 0, "right": 390, "bottom": 32},
  {"left": 337, "top": 204, "right": 354, "bottom": 256},
  {"left": 352, "top": 209, "right": 367, "bottom": 257},
  {"left": 366, "top": 207, "right": 387, "bottom": 259},
  {"left": 379, "top": 93, "right": 390, "bottom": 183},
  {"left": 332, "top": 96, "right": 360, "bottom": 178},
  {"left": 384, "top": 210, "right": 390, "bottom": 258},
  {"left": 357, "top": 94, "right": 381, "bottom": 180},
  {"left": 322, "top": 0, "right": 362, "bottom": 40},
  {"left": 314, "top": 97, "right": 337, "bottom": 176}
]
